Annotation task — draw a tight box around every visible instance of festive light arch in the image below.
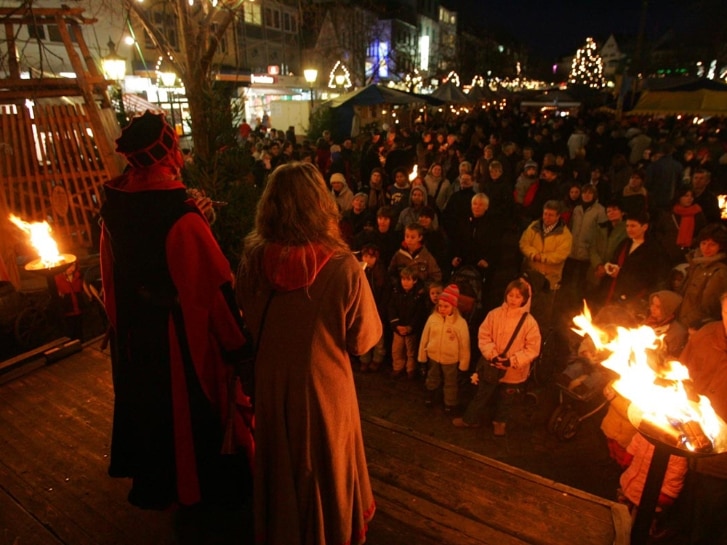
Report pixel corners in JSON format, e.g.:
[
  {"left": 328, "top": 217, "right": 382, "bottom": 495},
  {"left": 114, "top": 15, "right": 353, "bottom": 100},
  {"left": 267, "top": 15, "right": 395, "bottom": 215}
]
[{"left": 328, "top": 61, "right": 352, "bottom": 89}]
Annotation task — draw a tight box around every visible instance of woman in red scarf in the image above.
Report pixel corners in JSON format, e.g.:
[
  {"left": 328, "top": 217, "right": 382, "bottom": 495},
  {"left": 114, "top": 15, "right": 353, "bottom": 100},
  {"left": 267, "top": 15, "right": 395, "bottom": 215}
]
[
  {"left": 654, "top": 187, "right": 707, "bottom": 266},
  {"left": 236, "top": 162, "right": 381, "bottom": 545}
]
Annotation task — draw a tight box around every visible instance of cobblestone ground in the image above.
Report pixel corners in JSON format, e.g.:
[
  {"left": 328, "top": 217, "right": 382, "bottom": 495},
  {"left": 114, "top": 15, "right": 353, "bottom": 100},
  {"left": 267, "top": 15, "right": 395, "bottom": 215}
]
[{"left": 354, "top": 364, "right": 624, "bottom": 501}]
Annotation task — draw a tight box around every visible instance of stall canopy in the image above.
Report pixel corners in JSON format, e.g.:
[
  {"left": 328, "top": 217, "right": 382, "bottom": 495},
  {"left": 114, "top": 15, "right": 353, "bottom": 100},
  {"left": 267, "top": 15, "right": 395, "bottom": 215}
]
[
  {"left": 466, "top": 85, "right": 500, "bottom": 102},
  {"left": 329, "top": 84, "right": 442, "bottom": 108},
  {"left": 430, "top": 81, "right": 470, "bottom": 104},
  {"left": 629, "top": 79, "right": 727, "bottom": 116},
  {"left": 520, "top": 89, "right": 581, "bottom": 110}
]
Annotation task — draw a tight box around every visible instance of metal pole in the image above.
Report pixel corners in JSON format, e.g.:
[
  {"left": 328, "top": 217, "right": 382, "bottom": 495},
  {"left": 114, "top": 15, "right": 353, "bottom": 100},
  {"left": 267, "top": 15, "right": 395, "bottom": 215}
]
[{"left": 630, "top": 442, "right": 671, "bottom": 545}]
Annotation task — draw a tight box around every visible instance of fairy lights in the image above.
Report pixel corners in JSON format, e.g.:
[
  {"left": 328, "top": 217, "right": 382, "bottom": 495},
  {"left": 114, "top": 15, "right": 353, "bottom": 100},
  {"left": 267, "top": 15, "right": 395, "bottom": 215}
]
[
  {"left": 328, "top": 61, "right": 352, "bottom": 90},
  {"left": 568, "top": 37, "right": 605, "bottom": 89},
  {"left": 443, "top": 70, "right": 460, "bottom": 87}
]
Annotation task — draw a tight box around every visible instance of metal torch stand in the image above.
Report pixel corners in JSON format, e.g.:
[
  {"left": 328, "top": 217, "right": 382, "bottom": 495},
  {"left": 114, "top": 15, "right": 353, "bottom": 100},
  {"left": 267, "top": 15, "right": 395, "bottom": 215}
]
[{"left": 630, "top": 441, "right": 673, "bottom": 545}]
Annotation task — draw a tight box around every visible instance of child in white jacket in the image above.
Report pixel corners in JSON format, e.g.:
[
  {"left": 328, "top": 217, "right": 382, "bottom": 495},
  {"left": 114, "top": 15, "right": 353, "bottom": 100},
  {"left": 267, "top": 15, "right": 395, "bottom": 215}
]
[{"left": 418, "top": 284, "right": 470, "bottom": 413}]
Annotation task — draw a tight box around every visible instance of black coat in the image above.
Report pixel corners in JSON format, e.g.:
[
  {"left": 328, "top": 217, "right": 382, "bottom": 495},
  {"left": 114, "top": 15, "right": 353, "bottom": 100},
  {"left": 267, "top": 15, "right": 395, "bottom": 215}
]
[{"left": 608, "top": 238, "right": 667, "bottom": 304}]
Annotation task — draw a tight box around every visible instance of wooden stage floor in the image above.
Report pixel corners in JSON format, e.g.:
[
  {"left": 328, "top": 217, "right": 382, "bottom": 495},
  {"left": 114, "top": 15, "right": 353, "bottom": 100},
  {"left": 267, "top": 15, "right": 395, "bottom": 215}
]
[{"left": 0, "top": 341, "right": 629, "bottom": 544}]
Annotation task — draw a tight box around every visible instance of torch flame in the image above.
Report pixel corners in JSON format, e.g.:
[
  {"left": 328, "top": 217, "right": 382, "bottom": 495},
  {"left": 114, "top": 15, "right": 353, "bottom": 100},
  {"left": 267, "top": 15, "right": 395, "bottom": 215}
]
[
  {"left": 408, "top": 165, "right": 418, "bottom": 182},
  {"left": 718, "top": 195, "right": 727, "bottom": 220},
  {"left": 9, "top": 214, "right": 64, "bottom": 268},
  {"left": 572, "top": 303, "right": 724, "bottom": 452}
]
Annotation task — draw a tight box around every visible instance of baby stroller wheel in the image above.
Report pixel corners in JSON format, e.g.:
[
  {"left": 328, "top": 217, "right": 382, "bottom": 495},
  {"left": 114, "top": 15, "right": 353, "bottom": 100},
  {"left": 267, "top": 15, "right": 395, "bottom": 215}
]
[
  {"left": 547, "top": 403, "right": 568, "bottom": 435},
  {"left": 557, "top": 410, "right": 580, "bottom": 441}
]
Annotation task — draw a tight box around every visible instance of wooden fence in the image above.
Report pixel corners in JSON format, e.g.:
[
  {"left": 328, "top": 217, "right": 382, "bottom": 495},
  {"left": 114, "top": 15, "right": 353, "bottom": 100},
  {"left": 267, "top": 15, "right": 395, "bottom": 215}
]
[{"left": 0, "top": 102, "right": 120, "bottom": 252}]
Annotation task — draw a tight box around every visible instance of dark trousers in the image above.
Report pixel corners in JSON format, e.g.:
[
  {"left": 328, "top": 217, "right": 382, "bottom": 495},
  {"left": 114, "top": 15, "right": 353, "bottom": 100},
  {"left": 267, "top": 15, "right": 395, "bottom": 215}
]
[{"left": 462, "top": 380, "right": 523, "bottom": 426}]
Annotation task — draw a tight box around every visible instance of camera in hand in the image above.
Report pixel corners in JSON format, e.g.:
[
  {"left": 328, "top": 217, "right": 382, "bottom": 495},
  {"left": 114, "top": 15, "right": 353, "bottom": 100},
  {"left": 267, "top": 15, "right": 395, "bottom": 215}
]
[{"left": 492, "top": 354, "right": 511, "bottom": 367}]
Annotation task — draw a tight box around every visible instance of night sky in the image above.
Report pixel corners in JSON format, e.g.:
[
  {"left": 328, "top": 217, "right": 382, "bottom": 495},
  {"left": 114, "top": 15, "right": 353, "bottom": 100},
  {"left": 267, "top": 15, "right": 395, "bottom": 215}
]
[{"left": 450, "top": 0, "right": 693, "bottom": 60}]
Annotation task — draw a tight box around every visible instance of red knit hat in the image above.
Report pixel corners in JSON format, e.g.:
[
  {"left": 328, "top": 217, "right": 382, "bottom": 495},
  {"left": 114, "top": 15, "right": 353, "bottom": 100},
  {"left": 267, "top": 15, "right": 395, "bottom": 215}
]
[
  {"left": 439, "top": 284, "right": 459, "bottom": 307},
  {"left": 115, "top": 111, "right": 179, "bottom": 168}
]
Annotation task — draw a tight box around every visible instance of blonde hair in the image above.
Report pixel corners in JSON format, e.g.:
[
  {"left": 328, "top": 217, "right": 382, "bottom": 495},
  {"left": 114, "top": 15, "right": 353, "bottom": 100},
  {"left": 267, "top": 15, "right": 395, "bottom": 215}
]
[{"left": 239, "top": 162, "right": 349, "bottom": 289}]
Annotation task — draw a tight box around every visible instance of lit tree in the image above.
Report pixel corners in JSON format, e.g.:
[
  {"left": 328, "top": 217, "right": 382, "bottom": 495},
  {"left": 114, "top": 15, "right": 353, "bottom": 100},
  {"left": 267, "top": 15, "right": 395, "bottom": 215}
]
[
  {"left": 569, "top": 37, "right": 605, "bottom": 89},
  {"left": 125, "top": 0, "right": 243, "bottom": 165}
]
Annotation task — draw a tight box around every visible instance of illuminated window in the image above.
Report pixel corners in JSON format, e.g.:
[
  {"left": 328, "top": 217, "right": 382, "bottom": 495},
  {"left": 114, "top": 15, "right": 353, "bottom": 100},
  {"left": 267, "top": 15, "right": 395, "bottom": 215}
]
[{"left": 244, "top": 3, "right": 262, "bottom": 26}]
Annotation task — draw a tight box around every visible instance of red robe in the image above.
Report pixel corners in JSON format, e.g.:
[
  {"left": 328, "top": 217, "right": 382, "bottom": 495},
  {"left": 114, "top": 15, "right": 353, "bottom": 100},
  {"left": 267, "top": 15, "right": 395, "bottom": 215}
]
[{"left": 100, "top": 172, "right": 253, "bottom": 508}]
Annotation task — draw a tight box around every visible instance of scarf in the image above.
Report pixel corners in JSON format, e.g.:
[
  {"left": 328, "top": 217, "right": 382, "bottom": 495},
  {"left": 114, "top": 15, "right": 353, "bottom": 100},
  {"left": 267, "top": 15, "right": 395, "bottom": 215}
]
[{"left": 672, "top": 203, "right": 702, "bottom": 248}]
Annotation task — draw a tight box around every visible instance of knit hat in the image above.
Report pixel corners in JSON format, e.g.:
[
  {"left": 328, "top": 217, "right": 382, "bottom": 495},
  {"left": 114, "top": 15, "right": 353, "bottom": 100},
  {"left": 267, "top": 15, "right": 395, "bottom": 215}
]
[
  {"left": 524, "top": 160, "right": 538, "bottom": 169},
  {"left": 650, "top": 290, "right": 682, "bottom": 318},
  {"left": 115, "top": 111, "right": 179, "bottom": 168},
  {"left": 354, "top": 192, "right": 368, "bottom": 202},
  {"left": 439, "top": 284, "right": 459, "bottom": 307},
  {"left": 330, "top": 172, "right": 346, "bottom": 184}
]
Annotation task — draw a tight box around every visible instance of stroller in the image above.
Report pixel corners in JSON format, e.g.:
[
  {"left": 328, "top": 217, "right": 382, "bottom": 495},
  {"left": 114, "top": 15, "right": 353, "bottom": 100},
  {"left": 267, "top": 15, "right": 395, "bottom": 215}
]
[
  {"left": 547, "top": 357, "right": 613, "bottom": 440},
  {"left": 449, "top": 265, "right": 485, "bottom": 330}
]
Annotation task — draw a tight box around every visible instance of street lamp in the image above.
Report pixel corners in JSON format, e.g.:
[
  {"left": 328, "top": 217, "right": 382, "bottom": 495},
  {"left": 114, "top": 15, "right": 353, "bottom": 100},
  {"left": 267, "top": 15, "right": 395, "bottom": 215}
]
[
  {"left": 159, "top": 71, "right": 178, "bottom": 132},
  {"left": 101, "top": 38, "right": 127, "bottom": 125},
  {"left": 304, "top": 68, "right": 318, "bottom": 112}
]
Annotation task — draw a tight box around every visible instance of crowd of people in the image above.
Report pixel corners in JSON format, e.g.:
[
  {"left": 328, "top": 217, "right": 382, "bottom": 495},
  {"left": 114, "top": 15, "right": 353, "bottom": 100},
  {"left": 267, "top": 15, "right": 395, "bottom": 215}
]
[
  {"left": 242, "top": 108, "right": 727, "bottom": 544},
  {"left": 101, "top": 105, "right": 727, "bottom": 545}
]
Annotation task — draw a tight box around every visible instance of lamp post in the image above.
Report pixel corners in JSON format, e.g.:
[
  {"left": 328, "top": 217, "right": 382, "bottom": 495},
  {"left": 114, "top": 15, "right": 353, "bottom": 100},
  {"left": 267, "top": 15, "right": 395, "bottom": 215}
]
[
  {"left": 101, "top": 38, "right": 127, "bottom": 126},
  {"left": 159, "top": 71, "right": 178, "bottom": 133},
  {"left": 304, "top": 68, "right": 318, "bottom": 112},
  {"left": 101, "top": 38, "right": 128, "bottom": 127},
  {"left": 335, "top": 74, "right": 346, "bottom": 94}
]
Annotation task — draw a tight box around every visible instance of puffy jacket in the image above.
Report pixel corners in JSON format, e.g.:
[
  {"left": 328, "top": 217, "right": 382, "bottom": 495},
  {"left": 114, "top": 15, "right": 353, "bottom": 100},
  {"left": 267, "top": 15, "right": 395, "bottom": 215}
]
[
  {"left": 417, "top": 311, "right": 470, "bottom": 370},
  {"left": 519, "top": 219, "right": 573, "bottom": 289},
  {"left": 478, "top": 303, "right": 541, "bottom": 385}
]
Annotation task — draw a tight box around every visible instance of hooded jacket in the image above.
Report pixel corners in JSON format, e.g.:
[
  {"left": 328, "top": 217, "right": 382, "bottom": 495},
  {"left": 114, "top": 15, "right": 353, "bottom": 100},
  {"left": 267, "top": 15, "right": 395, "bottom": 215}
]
[{"left": 478, "top": 292, "right": 541, "bottom": 385}]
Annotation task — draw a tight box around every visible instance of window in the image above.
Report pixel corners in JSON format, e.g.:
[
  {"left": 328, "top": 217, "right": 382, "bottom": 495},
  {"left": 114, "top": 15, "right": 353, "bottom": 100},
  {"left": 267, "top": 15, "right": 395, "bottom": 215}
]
[
  {"left": 211, "top": 23, "right": 228, "bottom": 54},
  {"left": 244, "top": 3, "right": 262, "bottom": 26},
  {"left": 27, "top": 24, "right": 46, "bottom": 40},
  {"left": 143, "top": 12, "right": 178, "bottom": 51},
  {"left": 46, "top": 24, "right": 76, "bottom": 43},
  {"left": 283, "top": 12, "right": 291, "bottom": 32},
  {"left": 264, "top": 8, "right": 280, "bottom": 30}
]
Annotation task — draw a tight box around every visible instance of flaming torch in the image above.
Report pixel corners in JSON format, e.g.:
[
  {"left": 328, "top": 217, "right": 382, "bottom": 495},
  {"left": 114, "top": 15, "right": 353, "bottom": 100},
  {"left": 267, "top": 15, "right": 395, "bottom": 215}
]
[
  {"left": 9, "top": 215, "right": 76, "bottom": 273},
  {"left": 408, "top": 165, "right": 418, "bottom": 183},
  {"left": 718, "top": 194, "right": 727, "bottom": 220},
  {"left": 571, "top": 303, "right": 727, "bottom": 544}
]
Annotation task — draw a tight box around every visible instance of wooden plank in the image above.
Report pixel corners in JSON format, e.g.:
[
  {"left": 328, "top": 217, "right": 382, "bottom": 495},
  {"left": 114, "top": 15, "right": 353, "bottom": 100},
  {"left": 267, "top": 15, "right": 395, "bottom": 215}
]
[
  {"left": 52, "top": 105, "right": 84, "bottom": 240},
  {"left": 0, "top": 349, "right": 175, "bottom": 545},
  {"left": 4, "top": 22, "right": 20, "bottom": 79},
  {"left": 0, "top": 336, "right": 70, "bottom": 374},
  {"left": 0, "top": 481, "right": 66, "bottom": 545},
  {"left": 362, "top": 416, "right": 628, "bottom": 545},
  {"left": 0, "top": 7, "right": 88, "bottom": 19},
  {"left": 364, "top": 506, "right": 446, "bottom": 545},
  {"left": 372, "top": 479, "right": 527, "bottom": 545},
  {"left": 364, "top": 421, "right": 613, "bottom": 522}
]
